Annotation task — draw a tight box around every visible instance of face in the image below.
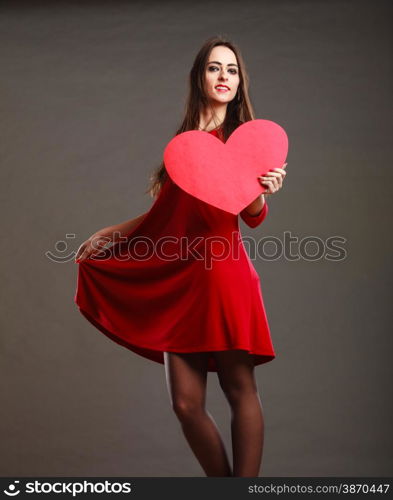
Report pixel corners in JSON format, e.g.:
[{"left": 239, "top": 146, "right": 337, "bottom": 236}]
[{"left": 204, "top": 45, "right": 240, "bottom": 104}]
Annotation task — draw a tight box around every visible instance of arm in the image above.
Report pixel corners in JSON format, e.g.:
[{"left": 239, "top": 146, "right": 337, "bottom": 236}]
[
  {"left": 75, "top": 212, "right": 149, "bottom": 263},
  {"left": 239, "top": 194, "right": 269, "bottom": 228},
  {"left": 98, "top": 211, "right": 149, "bottom": 242},
  {"left": 244, "top": 193, "right": 265, "bottom": 216}
]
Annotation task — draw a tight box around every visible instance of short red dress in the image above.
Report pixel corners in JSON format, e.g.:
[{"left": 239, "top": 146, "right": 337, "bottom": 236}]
[{"left": 74, "top": 127, "right": 276, "bottom": 371}]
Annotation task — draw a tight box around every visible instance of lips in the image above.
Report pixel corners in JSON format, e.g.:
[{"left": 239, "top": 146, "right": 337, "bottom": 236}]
[{"left": 215, "top": 85, "right": 230, "bottom": 92}]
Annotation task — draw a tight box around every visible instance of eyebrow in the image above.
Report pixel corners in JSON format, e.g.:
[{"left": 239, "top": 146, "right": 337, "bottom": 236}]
[{"left": 207, "top": 60, "right": 239, "bottom": 68}]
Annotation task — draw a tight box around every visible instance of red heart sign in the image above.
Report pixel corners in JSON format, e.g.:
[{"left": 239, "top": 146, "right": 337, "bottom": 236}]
[{"left": 163, "top": 119, "right": 288, "bottom": 215}]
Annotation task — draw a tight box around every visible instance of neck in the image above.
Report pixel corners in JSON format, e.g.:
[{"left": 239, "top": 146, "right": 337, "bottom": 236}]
[{"left": 199, "top": 101, "right": 227, "bottom": 131}]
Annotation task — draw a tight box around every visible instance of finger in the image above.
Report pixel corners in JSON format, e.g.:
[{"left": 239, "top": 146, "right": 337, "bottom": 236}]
[
  {"left": 262, "top": 172, "right": 285, "bottom": 185},
  {"left": 78, "top": 245, "right": 96, "bottom": 262},
  {"left": 265, "top": 167, "right": 287, "bottom": 180},
  {"left": 261, "top": 171, "right": 281, "bottom": 178},
  {"left": 261, "top": 178, "right": 280, "bottom": 193},
  {"left": 259, "top": 175, "right": 280, "bottom": 185},
  {"left": 75, "top": 248, "right": 85, "bottom": 261},
  {"left": 259, "top": 179, "right": 273, "bottom": 193},
  {"left": 271, "top": 167, "right": 287, "bottom": 176},
  {"left": 269, "top": 175, "right": 281, "bottom": 188},
  {"left": 78, "top": 250, "right": 97, "bottom": 262},
  {"left": 265, "top": 176, "right": 278, "bottom": 188},
  {"left": 75, "top": 243, "right": 86, "bottom": 259},
  {"left": 76, "top": 252, "right": 86, "bottom": 262},
  {"left": 264, "top": 172, "right": 285, "bottom": 186},
  {"left": 259, "top": 177, "right": 270, "bottom": 187}
]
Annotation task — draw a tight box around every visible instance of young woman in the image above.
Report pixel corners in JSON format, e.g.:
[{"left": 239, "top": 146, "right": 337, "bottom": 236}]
[{"left": 74, "top": 35, "right": 287, "bottom": 477}]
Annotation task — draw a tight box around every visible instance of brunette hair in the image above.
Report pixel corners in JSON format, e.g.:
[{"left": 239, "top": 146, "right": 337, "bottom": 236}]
[{"left": 145, "top": 35, "right": 256, "bottom": 199}]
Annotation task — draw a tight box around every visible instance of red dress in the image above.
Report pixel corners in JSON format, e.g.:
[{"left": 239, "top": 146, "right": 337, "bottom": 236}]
[{"left": 74, "top": 127, "right": 276, "bottom": 371}]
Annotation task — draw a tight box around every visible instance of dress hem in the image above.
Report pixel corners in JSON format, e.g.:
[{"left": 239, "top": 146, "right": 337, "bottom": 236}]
[{"left": 76, "top": 305, "right": 276, "bottom": 372}]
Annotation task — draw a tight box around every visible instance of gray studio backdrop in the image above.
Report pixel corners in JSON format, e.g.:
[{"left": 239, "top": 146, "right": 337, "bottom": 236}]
[{"left": 1, "top": 0, "right": 391, "bottom": 477}]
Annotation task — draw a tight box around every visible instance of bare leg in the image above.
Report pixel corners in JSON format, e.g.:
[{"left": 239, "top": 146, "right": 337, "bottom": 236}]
[
  {"left": 164, "top": 351, "right": 232, "bottom": 477},
  {"left": 212, "top": 350, "right": 264, "bottom": 477}
]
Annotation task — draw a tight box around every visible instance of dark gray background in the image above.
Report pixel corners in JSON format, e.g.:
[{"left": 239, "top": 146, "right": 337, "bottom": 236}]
[{"left": 1, "top": 0, "right": 391, "bottom": 477}]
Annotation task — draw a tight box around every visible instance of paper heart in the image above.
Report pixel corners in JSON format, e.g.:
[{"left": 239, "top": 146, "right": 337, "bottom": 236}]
[{"left": 163, "top": 119, "right": 288, "bottom": 215}]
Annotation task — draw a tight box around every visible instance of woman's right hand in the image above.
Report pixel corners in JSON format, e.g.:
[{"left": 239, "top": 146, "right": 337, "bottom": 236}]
[{"left": 74, "top": 230, "right": 112, "bottom": 263}]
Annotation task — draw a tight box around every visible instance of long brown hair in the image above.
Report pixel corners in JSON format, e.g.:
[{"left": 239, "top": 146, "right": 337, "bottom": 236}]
[{"left": 145, "top": 35, "right": 256, "bottom": 199}]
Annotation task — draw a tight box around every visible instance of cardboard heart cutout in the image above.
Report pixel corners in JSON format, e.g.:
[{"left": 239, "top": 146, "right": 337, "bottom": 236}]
[{"left": 163, "top": 119, "right": 288, "bottom": 215}]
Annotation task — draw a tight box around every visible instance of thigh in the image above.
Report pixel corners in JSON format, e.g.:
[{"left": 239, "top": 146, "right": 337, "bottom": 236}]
[
  {"left": 212, "top": 350, "right": 258, "bottom": 398},
  {"left": 163, "top": 351, "right": 210, "bottom": 410}
]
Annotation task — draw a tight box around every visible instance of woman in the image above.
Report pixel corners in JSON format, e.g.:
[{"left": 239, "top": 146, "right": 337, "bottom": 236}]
[{"left": 74, "top": 35, "right": 287, "bottom": 477}]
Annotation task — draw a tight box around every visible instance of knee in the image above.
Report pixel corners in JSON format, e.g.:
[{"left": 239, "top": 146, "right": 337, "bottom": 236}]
[
  {"left": 171, "top": 398, "right": 205, "bottom": 420},
  {"left": 221, "top": 384, "right": 259, "bottom": 406}
]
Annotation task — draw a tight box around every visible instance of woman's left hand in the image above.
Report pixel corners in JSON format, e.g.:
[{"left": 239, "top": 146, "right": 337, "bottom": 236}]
[{"left": 258, "top": 162, "right": 287, "bottom": 195}]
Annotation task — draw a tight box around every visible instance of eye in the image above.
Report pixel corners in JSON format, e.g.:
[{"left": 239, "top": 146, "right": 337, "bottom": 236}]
[{"left": 207, "top": 65, "right": 238, "bottom": 75}]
